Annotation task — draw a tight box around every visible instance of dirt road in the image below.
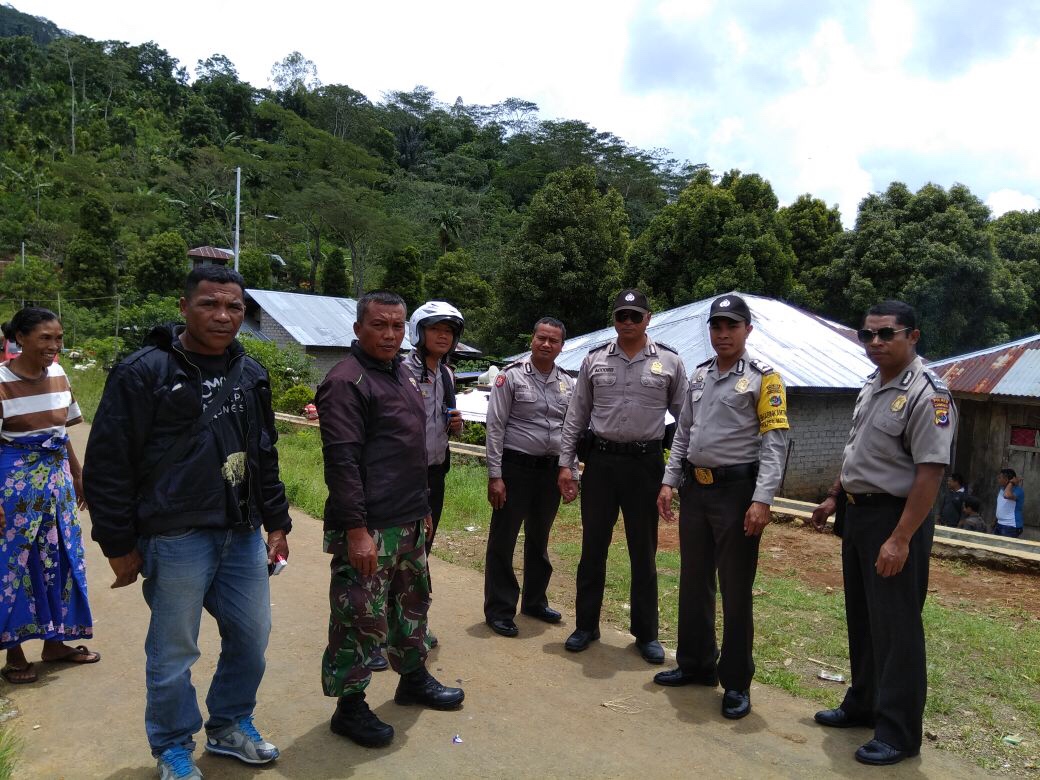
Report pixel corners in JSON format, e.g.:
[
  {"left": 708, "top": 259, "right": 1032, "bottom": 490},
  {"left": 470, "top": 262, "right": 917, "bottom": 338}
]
[{"left": 2, "top": 425, "right": 990, "bottom": 779}]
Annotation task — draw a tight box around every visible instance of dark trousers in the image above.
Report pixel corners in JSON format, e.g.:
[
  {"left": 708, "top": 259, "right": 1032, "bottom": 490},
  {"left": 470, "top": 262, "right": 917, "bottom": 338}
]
[
  {"left": 426, "top": 461, "right": 448, "bottom": 555},
  {"left": 483, "top": 459, "right": 561, "bottom": 621},
  {"left": 675, "top": 477, "right": 760, "bottom": 691},
  {"left": 575, "top": 449, "right": 662, "bottom": 642},
  {"left": 841, "top": 503, "right": 932, "bottom": 753}
]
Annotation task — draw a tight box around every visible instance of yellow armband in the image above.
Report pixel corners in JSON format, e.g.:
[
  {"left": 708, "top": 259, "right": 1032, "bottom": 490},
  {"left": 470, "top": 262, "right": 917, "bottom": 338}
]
[{"left": 756, "top": 373, "right": 789, "bottom": 434}]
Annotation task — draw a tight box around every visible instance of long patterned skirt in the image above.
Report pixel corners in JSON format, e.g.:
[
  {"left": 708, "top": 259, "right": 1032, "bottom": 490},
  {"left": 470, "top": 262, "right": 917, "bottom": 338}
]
[{"left": 0, "top": 433, "right": 93, "bottom": 649}]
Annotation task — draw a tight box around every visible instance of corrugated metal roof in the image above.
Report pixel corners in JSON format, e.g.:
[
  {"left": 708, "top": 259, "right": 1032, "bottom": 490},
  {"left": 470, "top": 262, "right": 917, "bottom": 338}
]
[
  {"left": 247, "top": 289, "right": 357, "bottom": 347},
  {"left": 512, "top": 293, "right": 876, "bottom": 390},
  {"left": 245, "top": 289, "right": 482, "bottom": 355},
  {"left": 188, "top": 246, "right": 234, "bottom": 260},
  {"left": 929, "top": 334, "right": 1040, "bottom": 398}
]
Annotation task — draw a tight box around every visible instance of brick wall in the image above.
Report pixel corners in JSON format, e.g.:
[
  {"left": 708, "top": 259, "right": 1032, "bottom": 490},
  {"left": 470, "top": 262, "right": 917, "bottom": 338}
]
[
  {"left": 257, "top": 313, "right": 296, "bottom": 350},
  {"left": 308, "top": 347, "right": 349, "bottom": 385},
  {"left": 783, "top": 392, "right": 857, "bottom": 501}
]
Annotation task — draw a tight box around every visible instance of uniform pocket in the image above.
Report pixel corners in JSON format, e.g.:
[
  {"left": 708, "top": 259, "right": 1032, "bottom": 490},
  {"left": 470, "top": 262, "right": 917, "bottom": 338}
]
[
  {"left": 591, "top": 373, "right": 617, "bottom": 387},
  {"left": 640, "top": 375, "right": 666, "bottom": 389},
  {"left": 721, "top": 391, "right": 752, "bottom": 410},
  {"left": 514, "top": 387, "right": 537, "bottom": 403}
]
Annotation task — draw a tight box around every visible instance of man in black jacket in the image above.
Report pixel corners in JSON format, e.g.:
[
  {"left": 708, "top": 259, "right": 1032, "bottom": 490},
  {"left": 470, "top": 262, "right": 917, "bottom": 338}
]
[
  {"left": 85, "top": 266, "right": 291, "bottom": 780},
  {"left": 317, "top": 290, "right": 464, "bottom": 749}
]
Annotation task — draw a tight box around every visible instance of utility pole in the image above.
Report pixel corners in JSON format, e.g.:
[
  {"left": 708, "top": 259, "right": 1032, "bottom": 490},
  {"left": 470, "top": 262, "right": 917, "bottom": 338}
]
[{"left": 234, "top": 166, "right": 241, "bottom": 272}]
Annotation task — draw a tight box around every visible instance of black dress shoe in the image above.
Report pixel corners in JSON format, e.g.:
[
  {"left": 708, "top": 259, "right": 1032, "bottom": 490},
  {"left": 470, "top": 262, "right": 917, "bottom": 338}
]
[
  {"left": 855, "top": 738, "right": 918, "bottom": 766},
  {"left": 394, "top": 666, "right": 465, "bottom": 710},
  {"left": 814, "top": 707, "right": 873, "bottom": 729},
  {"left": 635, "top": 639, "right": 665, "bottom": 664},
  {"left": 366, "top": 648, "right": 389, "bottom": 672},
  {"left": 653, "top": 666, "right": 718, "bottom": 687},
  {"left": 564, "top": 628, "right": 600, "bottom": 652},
  {"left": 487, "top": 618, "right": 519, "bottom": 637},
  {"left": 722, "top": 689, "right": 751, "bottom": 719},
  {"left": 521, "top": 605, "right": 562, "bottom": 624},
  {"left": 331, "top": 694, "right": 394, "bottom": 747}
]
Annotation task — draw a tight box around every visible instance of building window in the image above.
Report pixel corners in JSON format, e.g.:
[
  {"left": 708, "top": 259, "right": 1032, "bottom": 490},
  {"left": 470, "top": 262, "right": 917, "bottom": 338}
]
[{"left": 1010, "top": 426, "right": 1040, "bottom": 448}]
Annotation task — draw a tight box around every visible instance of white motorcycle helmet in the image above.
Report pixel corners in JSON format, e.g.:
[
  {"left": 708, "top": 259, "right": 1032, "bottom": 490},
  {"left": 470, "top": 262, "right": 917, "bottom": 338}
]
[{"left": 409, "top": 301, "right": 465, "bottom": 353}]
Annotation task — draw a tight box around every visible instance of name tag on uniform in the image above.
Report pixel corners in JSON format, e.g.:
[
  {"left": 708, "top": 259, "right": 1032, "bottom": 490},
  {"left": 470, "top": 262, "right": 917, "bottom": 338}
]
[{"left": 694, "top": 467, "right": 714, "bottom": 485}]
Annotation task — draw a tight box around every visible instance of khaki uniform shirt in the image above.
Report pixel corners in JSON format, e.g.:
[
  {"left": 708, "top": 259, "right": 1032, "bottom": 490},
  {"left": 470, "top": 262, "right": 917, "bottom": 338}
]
[
  {"left": 560, "top": 337, "right": 687, "bottom": 468},
  {"left": 663, "top": 352, "right": 790, "bottom": 504},
  {"left": 485, "top": 359, "right": 574, "bottom": 479},
  {"left": 840, "top": 355, "right": 956, "bottom": 497},
  {"left": 403, "top": 352, "right": 450, "bottom": 467}
]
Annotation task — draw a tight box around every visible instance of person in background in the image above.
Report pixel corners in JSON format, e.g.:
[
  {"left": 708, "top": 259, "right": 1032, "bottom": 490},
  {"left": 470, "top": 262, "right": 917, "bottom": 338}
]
[
  {"left": 483, "top": 317, "right": 573, "bottom": 637},
  {"left": 86, "top": 266, "right": 290, "bottom": 780},
  {"left": 0, "top": 308, "right": 98, "bottom": 685},
  {"left": 937, "top": 473, "right": 966, "bottom": 527},
  {"left": 317, "top": 291, "right": 464, "bottom": 750},
  {"left": 994, "top": 469, "right": 1024, "bottom": 538},
  {"left": 958, "top": 496, "right": 986, "bottom": 532}
]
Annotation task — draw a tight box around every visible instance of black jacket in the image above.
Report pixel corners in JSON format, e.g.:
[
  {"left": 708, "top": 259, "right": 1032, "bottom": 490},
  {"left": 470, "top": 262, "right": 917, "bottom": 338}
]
[
  {"left": 315, "top": 341, "right": 430, "bottom": 532},
  {"left": 85, "top": 324, "right": 292, "bottom": 558}
]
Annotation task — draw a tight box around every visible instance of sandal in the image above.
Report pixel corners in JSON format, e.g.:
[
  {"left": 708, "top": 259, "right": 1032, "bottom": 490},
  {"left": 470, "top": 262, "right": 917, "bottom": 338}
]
[
  {"left": 41, "top": 644, "right": 101, "bottom": 665},
  {"left": 1, "top": 662, "right": 37, "bottom": 684}
]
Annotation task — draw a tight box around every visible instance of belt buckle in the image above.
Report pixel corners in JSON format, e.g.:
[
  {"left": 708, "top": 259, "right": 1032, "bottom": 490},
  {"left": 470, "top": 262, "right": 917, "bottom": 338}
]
[
  {"left": 845, "top": 493, "right": 855, "bottom": 505},
  {"left": 694, "top": 467, "right": 714, "bottom": 486}
]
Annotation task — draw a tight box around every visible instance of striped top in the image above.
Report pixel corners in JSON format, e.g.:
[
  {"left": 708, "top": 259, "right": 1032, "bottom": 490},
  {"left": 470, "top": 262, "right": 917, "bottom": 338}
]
[{"left": 0, "top": 362, "right": 82, "bottom": 441}]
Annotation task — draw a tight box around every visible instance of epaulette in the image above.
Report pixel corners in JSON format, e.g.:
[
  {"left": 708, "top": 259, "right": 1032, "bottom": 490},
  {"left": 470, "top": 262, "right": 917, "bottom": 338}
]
[
  {"left": 696, "top": 357, "right": 715, "bottom": 368},
  {"left": 655, "top": 342, "right": 678, "bottom": 354},
  {"left": 503, "top": 361, "right": 524, "bottom": 372},
  {"left": 748, "top": 358, "right": 774, "bottom": 374},
  {"left": 923, "top": 368, "right": 950, "bottom": 393},
  {"left": 589, "top": 342, "right": 610, "bottom": 354}
]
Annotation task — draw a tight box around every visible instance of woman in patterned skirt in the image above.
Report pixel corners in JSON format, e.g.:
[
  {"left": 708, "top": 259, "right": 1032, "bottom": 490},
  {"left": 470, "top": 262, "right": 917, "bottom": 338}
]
[{"left": 0, "top": 307, "right": 98, "bottom": 684}]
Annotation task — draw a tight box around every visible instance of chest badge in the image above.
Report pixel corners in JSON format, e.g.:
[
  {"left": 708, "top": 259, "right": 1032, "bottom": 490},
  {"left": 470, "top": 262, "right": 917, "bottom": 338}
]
[
  {"left": 890, "top": 395, "right": 907, "bottom": 412},
  {"left": 735, "top": 377, "right": 749, "bottom": 393},
  {"left": 651, "top": 360, "right": 664, "bottom": 375},
  {"left": 559, "top": 380, "right": 568, "bottom": 393},
  {"left": 408, "top": 377, "right": 419, "bottom": 391}
]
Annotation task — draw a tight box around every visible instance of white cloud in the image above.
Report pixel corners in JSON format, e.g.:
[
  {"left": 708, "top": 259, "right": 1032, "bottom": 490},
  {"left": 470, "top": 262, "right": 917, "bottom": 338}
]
[{"left": 987, "top": 189, "right": 1040, "bottom": 217}]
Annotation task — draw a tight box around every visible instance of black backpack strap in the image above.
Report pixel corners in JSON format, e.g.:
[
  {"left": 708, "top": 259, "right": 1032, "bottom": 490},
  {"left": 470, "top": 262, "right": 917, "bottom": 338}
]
[{"left": 139, "top": 357, "right": 245, "bottom": 497}]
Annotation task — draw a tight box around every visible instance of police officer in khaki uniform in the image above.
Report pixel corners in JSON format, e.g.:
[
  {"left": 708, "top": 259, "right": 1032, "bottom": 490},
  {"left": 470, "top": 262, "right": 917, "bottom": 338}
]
[
  {"left": 810, "top": 300, "right": 956, "bottom": 767},
  {"left": 558, "top": 290, "right": 687, "bottom": 663},
  {"left": 655, "top": 294, "right": 789, "bottom": 720},
  {"left": 484, "top": 318, "right": 574, "bottom": 637}
]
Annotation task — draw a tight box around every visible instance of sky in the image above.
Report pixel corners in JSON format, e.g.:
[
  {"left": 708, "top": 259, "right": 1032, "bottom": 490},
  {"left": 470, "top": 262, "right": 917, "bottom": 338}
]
[{"left": 11, "top": 0, "right": 1040, "bottom": 224}]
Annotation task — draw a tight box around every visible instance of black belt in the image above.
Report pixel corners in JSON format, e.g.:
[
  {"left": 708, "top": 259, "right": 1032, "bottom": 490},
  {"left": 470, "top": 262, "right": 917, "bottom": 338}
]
[
  {"left": 845, "top": 492, "right": 906, "bottom": 507},
  {"left": 684, "top": 461, "right": 758, "bottom": 486},
  {"left": 592, "top": 436, "right": 662, "bottom": 456},
  {"left": 503, "top": 448, "right": 559, "bottom": 469}
]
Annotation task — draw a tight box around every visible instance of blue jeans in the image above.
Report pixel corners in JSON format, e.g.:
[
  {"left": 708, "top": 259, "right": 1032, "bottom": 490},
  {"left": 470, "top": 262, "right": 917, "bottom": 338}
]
[
  {"left": 994, "top": 524, "right": 1023, "bottom": 538},
  {"left": 140, "top": 527, "right": 271, "bottom": 756}
]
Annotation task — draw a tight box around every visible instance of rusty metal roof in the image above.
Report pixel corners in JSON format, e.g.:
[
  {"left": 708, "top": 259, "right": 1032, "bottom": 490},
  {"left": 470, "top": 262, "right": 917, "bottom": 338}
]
[
  {"left": 187, "top": 246, "right": 234, "bottom": 260},
  {"left": 512, "top": 293, "right": 876, "bottom": 390},
  {"left": 929, "top": 334, "right": 1040, "bottom": 398}
]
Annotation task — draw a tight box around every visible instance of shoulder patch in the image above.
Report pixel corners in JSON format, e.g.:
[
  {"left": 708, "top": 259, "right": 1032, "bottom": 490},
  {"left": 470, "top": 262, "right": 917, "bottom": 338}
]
[
  {"left": 923, "top": 368, "right": 950, "bottom": 393},
  {"left": 655, "top": 341, "right": 678, "bottom": 354},
  {"left": 748, "top": 358, "right": 774, "bottom": 374}
]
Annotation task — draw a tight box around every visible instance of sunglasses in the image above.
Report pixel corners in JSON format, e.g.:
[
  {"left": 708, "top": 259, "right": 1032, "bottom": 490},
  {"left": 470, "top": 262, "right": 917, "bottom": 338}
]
[
  {"left": 614, "top": 310, "right": 645, "bottom": 324},
  {"left": 857, "top": 327, "right": 910, "bottom": 344}
]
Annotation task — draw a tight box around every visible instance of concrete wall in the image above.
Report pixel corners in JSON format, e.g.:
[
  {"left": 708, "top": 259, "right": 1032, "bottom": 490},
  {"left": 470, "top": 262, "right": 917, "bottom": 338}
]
[
  {"left": 783, "top": 392, "right": 857, "bottom": 501},
  {"left": 307, "top": 347, "right": 349, "bottom": 385}
]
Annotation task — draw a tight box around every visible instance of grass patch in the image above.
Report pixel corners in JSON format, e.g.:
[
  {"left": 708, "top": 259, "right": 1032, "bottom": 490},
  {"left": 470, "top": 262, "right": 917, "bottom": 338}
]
[
  {"left": 0, "top": 724, "right": 18, "bottom": 780},
  {"left": 64, "top": 361, "right": 107, "bottom": 422}
]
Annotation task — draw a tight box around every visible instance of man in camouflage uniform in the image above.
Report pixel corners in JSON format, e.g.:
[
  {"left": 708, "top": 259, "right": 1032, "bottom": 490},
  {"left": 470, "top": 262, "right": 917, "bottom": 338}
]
[{"left": 316, "top": 291, "right": 464, "bottom": 749}]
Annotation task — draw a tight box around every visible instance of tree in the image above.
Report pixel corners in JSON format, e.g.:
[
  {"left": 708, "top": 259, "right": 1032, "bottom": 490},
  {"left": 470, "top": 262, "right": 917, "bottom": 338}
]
[
  {"left": 491, "top": 165, "right": 628, "bottom": 351},
  {"left": 425, "top": 249, "right": 493, "bottom": 312},
  {"left": 320, "top": 248, "right": 350, "bottom": 297},
  {"left": 436, "top": 209, "right": 462, "bottom": 254},
  {"left": 624, "top": 169, "right": 797, "bottom": 308},
  {"left": 381, "top": 245, "right": 424, "bottom": 311},
  {"left": 1, "top": 256, "right": 61, "bottom": 304},
  {"left": 779, "top": 194, "right": 844, "bottom": 309},
  {"left": 64, "top": 194, "right": 119, "bottom": 302},
  {"left": 133, "top": 230, "right": 188, "bottom": 295},
  {"left": 239, "top": 248, "right": 273, "bottom": 290}
]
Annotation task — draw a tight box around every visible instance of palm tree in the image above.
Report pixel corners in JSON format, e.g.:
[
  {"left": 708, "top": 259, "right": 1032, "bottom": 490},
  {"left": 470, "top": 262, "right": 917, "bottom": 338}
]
[{"left": 436, "top": 209, "right": 462, "bottom": 255}]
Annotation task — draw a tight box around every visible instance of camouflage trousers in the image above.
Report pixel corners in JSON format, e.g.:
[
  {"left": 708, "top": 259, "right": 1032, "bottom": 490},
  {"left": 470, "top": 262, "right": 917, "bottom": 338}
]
[{"left": 322, "top": 521, "right": 431, "bottom": 697}]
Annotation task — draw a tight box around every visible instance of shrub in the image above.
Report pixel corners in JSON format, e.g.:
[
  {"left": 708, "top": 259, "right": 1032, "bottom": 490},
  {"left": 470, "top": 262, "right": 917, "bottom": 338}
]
[
  {"left": 457, "top": 421, "right": 487, "bottom": 446},
  {"left": 275, "top": 384, "right": 315, "bottom": 414}
]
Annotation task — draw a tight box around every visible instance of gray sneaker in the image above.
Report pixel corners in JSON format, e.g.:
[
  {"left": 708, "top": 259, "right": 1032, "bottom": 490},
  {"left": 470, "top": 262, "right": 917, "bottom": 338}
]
[
  {"left": 157, "top": 745, "right": 203, "bottom": 779},
  {"left": 205, "top": 715, "right": 280, "bottom": 764}
]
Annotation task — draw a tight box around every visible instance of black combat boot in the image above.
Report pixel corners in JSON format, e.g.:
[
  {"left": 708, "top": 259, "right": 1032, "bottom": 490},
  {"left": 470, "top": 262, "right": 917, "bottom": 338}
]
[
  {"left": 330, "top": 692, "right": 394, "bottom": 747},
  {"left": 393, "top": 666, "right": 465, "bottom": 710}
]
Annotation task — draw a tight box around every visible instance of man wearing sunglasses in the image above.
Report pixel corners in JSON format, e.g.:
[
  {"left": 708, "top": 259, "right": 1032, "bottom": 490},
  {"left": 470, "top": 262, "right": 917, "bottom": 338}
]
[
  {"left": 653, "top": 294, "right": 789, "bottom": 721},
  {"left": 558, "top": 289, "right": 687, "bottom": 664},
  {"left": 809, "top": 300, "right": 957, "bottom": 767}
]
